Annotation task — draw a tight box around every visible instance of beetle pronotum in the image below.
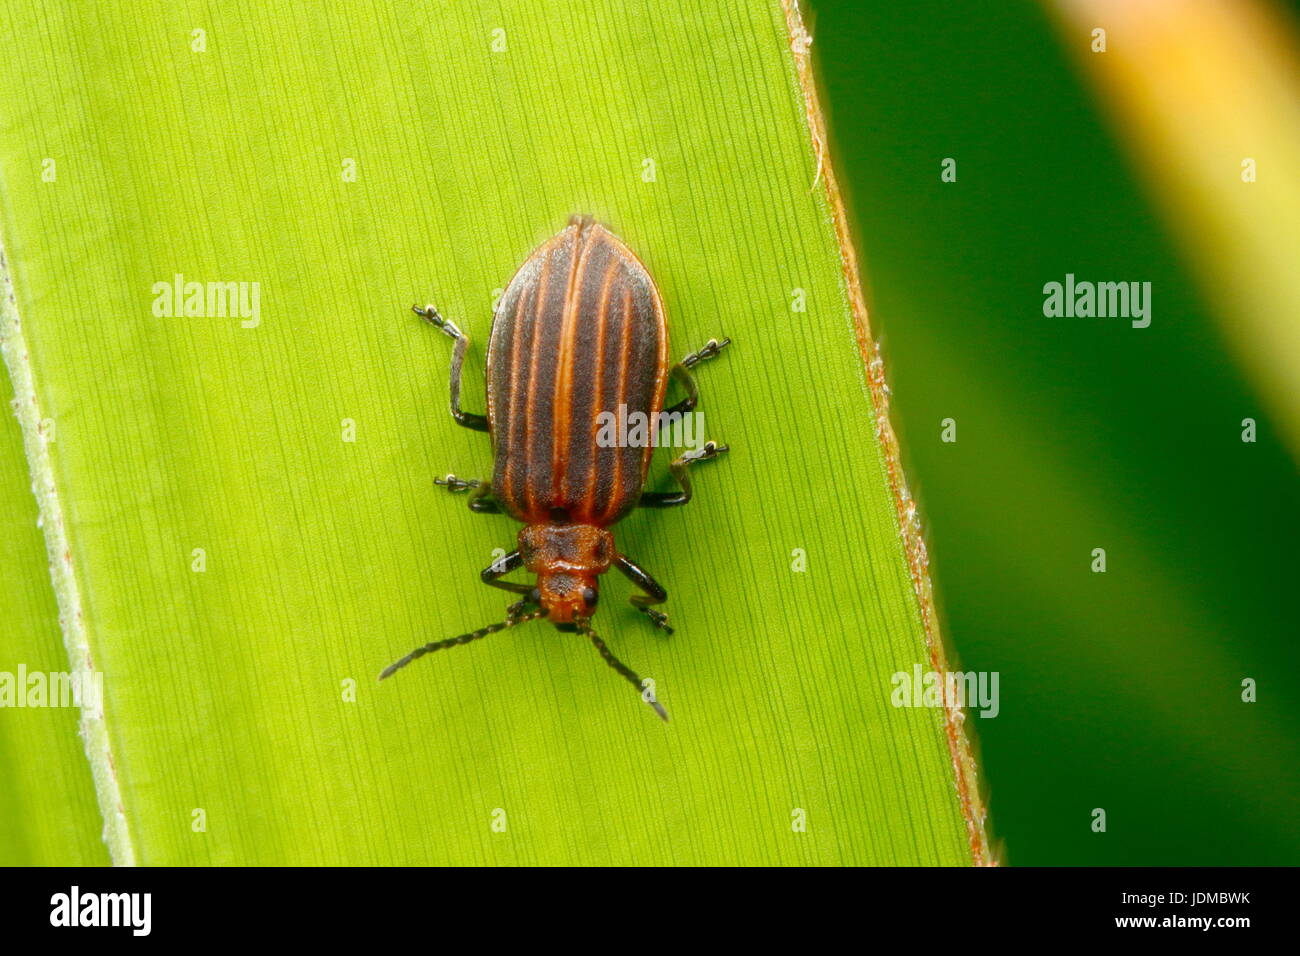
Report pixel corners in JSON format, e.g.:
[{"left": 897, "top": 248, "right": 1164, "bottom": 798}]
[{"left": 380, "top": 215, "right": 730, "bottom": 720}]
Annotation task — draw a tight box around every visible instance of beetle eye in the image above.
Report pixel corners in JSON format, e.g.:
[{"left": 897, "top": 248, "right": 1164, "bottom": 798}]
[
  {"left": 529, "top": 587, "right": 541, "bottom": 604},
  {"left": 581, "top": 587, "right": 597, "bottom": 607}
]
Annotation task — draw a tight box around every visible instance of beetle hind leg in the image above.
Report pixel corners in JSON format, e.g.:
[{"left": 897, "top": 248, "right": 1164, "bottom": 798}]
[
  {"left": 615, "top": 554, "right": 674, "bottom": 634},
  {"left": 412, "top": 303, "right": 490, "bottom": 432}
]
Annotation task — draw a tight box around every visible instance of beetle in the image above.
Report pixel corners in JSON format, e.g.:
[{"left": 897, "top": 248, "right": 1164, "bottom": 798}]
[{"left": 380, "top": 215, "right": 730, "bottom": 720}]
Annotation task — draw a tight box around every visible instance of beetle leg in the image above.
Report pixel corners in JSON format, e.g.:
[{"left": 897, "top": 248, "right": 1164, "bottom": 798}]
[
  {"left": 682, "top": 335, "right": 731, "bottom": 370},
  {"left": 662, "top": 363, "right": 699, "bottom": 417},
  {"left": 434, "top": 474, "right": 479, "bottom": 492},
  {"left": 412, "top": 304, "right": 490, "bottom": 432},
  {"left": 434, "top": 474, "right": 501, "bottom": 514},
  {"left": 481, "top": 549, "right": 534, "bottom": 597},
  {"left": 614, "top": 554, "right": 674, "bottom": 634},
  {"left": 639, "top": 441, "right": 728, "bottom": 508},
  {"left": 663, "top": 336, "right": 730, "bottom": 415}
]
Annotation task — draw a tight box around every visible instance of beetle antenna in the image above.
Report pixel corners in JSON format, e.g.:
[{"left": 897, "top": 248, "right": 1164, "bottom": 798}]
[
  {"left": 581, "top": 624, "right": 669, "bottom": 721},
  {"left": 379, "top": 609, "right": 545, "bottom": 681}
]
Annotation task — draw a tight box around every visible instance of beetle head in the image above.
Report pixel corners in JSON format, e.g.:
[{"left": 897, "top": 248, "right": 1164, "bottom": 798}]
[
  {"left": 531, "top": 572, "right": 599, "bottom": 629},
  {"left": 518, "top": 523, "right": 613, "bottom": 627}
]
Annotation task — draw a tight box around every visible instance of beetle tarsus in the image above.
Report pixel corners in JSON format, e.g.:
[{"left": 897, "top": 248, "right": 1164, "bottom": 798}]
[
  {"left": 412, "top": 303, "right": 462, "bottom": 339},
  {"left": 435, "top": 474, "right": 481, "bottom": 493},
  {"left": 693, "top": 440, "right": 727, "bottom": 461},
  {"left": 682, "top": 335, "right": 732, "bottom": 369},
  {"left": 637, "top": 606, "right": 674, "bottom": 634}
]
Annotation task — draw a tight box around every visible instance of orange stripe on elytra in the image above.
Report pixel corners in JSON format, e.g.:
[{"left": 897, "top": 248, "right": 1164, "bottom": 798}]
[
  {"left": 583, "top": 256, "right": 619, "bottom": 518},
  {"left": 501, "top": 279, "right": 530, "bottom": 507},
  {"left": 552, "top": 226, "right": 589, "bottom": 505},
  {"left": 522, "top": 252, "right": 552, "bottom": 518},
  {"left": 602, "top": 285, "right": 634, "bottom": 524}
]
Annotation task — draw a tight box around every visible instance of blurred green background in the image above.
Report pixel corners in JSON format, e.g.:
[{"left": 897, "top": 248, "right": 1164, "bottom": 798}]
[{"left": 812, "top": 0, "right": 1300, "bottom": 864}]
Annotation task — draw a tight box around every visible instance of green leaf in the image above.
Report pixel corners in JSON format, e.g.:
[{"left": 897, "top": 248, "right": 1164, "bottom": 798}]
[{"left": 0, "top": 0, "right": 986, "bottom": 865}]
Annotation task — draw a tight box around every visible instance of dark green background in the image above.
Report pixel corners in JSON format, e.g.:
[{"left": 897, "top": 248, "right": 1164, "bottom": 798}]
[{"left": 813, "top": 0, "right": 1300, "bottom": 865}]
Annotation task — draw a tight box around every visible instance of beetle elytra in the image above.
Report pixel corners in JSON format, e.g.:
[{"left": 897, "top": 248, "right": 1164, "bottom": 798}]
[{"left": 380, "top": 216, "right": 730, "bottom": 720}]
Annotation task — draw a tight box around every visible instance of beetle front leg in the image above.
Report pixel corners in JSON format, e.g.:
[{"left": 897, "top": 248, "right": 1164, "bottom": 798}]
[
  {"left": 664, "top": 336, "right": 730, "bottom": 416},
  {"left": 478, "top": 551, "right": 540, "bottom": 622},
  {"left": 615, "top": 554, "right": 673, "bottom": 633},
  {"left": 639, "top": 441, "right": 728, "bottom": 508},
  {"left": 412, "top": 304, "right": 490, "bottom": 432},
  {"left": 481, "top": 550, "right": 533, "bottom": 597},
  {"left": 435, "top": 474, "right": 501, "bottom": 513}
]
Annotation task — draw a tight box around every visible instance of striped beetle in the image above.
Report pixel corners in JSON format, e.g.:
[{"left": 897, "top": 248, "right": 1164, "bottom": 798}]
[{"left": 381, "top": 216, "right": 730, "bottom": 720}]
